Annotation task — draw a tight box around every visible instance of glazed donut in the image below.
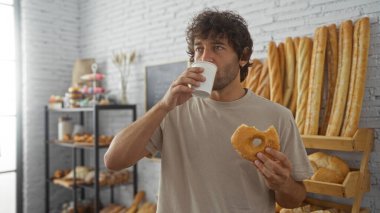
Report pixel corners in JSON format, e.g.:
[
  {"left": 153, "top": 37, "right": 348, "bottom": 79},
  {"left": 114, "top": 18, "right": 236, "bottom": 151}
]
[{"left": 231, "top": 124, "right": 280, "bottom": 162}]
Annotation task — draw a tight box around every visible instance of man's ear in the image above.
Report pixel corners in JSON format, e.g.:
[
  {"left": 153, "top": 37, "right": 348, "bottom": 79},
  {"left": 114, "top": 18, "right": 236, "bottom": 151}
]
[{"left": 239, "top": 47, "right": 252, "bottom": 67}]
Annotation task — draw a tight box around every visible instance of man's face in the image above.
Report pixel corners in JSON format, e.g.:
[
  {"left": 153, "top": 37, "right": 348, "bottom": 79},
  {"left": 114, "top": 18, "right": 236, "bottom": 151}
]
[{"left": 193, "top": 37, "right": 240, "bottom": 91}]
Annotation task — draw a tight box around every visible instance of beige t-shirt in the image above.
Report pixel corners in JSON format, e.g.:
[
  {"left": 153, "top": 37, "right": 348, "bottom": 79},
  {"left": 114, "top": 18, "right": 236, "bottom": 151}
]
[{"left": 146, "top": 90, "right": 313, "bottom": 213}]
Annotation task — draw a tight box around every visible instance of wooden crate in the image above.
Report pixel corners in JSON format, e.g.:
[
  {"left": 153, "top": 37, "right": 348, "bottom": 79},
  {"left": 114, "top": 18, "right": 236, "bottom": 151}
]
[
  {"left": 303, "top": 170, "right": 370, "bottom": 197},
  {"left": 301, "top": 128, "right": 374, "bottom": 213}
]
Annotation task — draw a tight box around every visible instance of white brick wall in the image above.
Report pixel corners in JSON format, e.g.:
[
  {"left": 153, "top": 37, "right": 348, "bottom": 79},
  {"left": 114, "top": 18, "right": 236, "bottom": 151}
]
[
  {"left": 21, "top": 0, "right": 79, "bottom": 212},
  {"left": 23, "top": 0, "right": 380, "bottom": 212}
]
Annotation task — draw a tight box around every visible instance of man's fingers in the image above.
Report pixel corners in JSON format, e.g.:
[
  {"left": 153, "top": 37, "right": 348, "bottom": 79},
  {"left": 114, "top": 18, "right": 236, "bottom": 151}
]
[
  {"left": 265, "top": 148, "right": 292, "bottom": 169},
  {"left": 254, "top": 160, "right": 274, "bottom": 179},
  {"left": 257, "top": 152, "right": 290, "bottom": 179},
  {"left": 171, "top": 84, "right": 193, "bottom": 94},
  {"left": 172, "top": 76, "right": 200, "bottom": 88},
  {"left": 172, "top": 68, "right": 206, "bottom": 88}
]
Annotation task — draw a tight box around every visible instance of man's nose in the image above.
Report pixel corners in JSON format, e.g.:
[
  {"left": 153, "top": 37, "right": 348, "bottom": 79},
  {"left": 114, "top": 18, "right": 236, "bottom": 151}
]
[{"left": 200, "top": 48, "right": 214, "bottom": 62}]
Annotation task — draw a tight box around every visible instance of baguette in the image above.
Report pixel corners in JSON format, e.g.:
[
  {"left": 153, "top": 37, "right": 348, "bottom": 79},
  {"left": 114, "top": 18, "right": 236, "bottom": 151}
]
[
  {"left": 341, "top": 17, "right": 370, "bottom": 137},
  {"left": 283, "top": 38, "right": 296, "bottom": 107},
  {"left": 321, "top": 24, "right": 339, "bottom": 135},
  {"left": 241, "top": 60, "right": 254, "bottom": 88},
  {"left": 288, "top": 37, "right": 301, "bottom": 116},
  {"left": 246, "top": 59, "right": 263, "bottom": 93},
  {"left": 295, "top": 37, "right": 313, "bottom": 134},
  {"left": 126, "top": 191, "right": 146, "bottom": 213},
  {"left": 257, "top": 60, "right": 270, "bottom": 99},
  {"left": 241, "top": 59, "right": 260, "bottom": 89},
  {"left": 278, "top": 42, "right": 286, "bottom": 101},
  {"left": 304, "top": 26, "right": 328, "bottom": 135},
  {"left": 268, "top": 41, "right": 283, "bottom": 104},
  {"left": 326, "top": 21, "right": 353, "bottom": 136}
]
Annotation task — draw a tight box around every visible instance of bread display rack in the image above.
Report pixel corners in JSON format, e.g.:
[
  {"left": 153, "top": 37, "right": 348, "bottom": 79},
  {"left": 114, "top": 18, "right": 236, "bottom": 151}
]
[
  {"left": 301, "top": 128, "right": 374, "bottom": 213},
  {"left": 44, "top": 104, "right": 138, "bottom": 213}
]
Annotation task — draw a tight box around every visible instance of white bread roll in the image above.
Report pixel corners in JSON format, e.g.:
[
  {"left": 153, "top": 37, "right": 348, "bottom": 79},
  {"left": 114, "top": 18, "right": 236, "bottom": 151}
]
[{"left": 308, "top": 152, "right": 350, "bottom": 184}]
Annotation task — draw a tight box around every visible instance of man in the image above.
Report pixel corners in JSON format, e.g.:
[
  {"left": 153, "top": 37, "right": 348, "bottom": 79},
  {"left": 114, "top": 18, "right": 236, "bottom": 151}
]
[{"left": 105, "top": 9, "right": 313, "bottom": 213}]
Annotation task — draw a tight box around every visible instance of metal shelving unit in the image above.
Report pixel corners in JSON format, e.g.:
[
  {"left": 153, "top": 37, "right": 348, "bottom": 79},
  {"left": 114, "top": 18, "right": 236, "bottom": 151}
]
[{"left": 44, "top": 104, "right": 138, "bottom": 213}]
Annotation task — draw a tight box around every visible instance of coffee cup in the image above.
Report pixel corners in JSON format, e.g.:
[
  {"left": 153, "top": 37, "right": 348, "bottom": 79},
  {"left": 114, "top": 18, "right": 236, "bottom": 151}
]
[{"left": 190, "top": 61, "right": 217, "bottom": 98}]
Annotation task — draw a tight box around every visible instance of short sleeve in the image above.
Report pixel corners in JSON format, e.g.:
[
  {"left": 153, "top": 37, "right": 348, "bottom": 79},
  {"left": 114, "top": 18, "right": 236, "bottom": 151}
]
[
  {"left": 281, "top": 114, "right": 314, "bottom": 181},
  {"left": 145, "top": 125, "right": 163, "bottom": 156}
]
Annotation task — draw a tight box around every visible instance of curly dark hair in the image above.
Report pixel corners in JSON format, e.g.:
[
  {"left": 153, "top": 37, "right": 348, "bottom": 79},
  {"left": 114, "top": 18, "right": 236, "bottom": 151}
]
[{"left": 186, "top": 8, "right": 253, "bottom": 82}]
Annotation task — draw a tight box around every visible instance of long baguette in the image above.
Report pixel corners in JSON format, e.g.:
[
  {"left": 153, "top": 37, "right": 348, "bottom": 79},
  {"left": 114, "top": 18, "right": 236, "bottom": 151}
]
[
  {"left": 283, "top": 38, "right": 296, "bottom": 107},
  {"left": 304, "top": 26, "right": 328, "bottom": 135},
  {"left": 289, "top": 37, "right": 301, "bottom": 116},
  {"left": 341, "top": 17, "right": 370, "bottom": 137},
  {"left": 321, "top": 24, "right": 339, "bottom": 135},
  {"left": 241, "top": 59, "right": 261, "bottom": 88},
  {"left": 278, "top": 43, "right": 286, "bottom": 99},
  {"left": 326, "top": 21, "right": 353, "bottom": 136},
  {"left": 257, "top": 60, "right": 270, "bottom": 99},
  {"left": 247, "top": 59, "right": 263, "bottom": 93},
  {"left": 268, "top": 41, "right": 283, "bottom": 104},
  {"left": 295, "top": 37, "right": 313, "bottom": 134}
]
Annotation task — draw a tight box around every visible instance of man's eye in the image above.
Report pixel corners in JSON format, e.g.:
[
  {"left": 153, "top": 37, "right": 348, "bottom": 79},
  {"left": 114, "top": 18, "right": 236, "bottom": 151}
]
[
  {"left": 215, "top": 46, "right": 224, "bottom": 51},
  {"left": 195, "top": 47, "right": 203, "bottom": 52}
]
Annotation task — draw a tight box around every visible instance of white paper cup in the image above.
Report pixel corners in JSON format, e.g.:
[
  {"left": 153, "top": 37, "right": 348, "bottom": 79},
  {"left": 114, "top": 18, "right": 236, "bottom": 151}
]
[{"left": 191, "top": 61, "right": 217, "bottom": 98}]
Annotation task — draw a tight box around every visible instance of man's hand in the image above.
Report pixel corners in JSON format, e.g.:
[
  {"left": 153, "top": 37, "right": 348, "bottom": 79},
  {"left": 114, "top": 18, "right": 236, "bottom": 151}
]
[
  {"left": 158, "top": 67, "right": 205, "bottom": 112},
  {"left": 253, "top": 147, "right": 306, "bottom": 208},
  {"left": 253, "top": 147, "right": 292, "bottom": 192}
]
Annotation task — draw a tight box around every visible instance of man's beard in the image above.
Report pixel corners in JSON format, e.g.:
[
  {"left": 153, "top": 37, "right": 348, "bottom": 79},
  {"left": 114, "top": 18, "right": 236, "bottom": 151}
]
[{"left": 212, "top": 66, "right": 240, "bottom": 91}]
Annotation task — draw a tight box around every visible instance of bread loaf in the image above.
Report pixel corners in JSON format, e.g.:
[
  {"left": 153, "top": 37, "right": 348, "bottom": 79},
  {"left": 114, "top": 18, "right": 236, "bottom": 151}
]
[
  {"left": 257, "top": 60, "right": 270, "bottom": 99},
  {"left": 341, "top": 17, "right": 371, "bottom": 137},
  {"left": 126, "top": 191, "right": 146, "bottom": 213},
  {"left": 308, "top": 152, "right": 350, "bottom": 184},
  {"left": 326, "top": 21, "right": 353, "bottom": 136},
  {"left": 268, "top": 41, "right": 283, "bottom": 104},
  {"left": 283, "top": 38, "right": 296, "bottom": 107},
  {"left": 321, "top": 24, "right": 339, "bottom": 135},
  {"left": 278, "top": 42, "right": 286, "bottom": 104},
  {"left": 305, "top": 27, "right": 328, "bottom": 135},
  {"left": 246, "top": 59, "right": 263, "bottom": 93},
  {"left": 295, "top": 37, "right": 313, "bottom": 134},
  {"left": 288, "top": 37, "right": 301, "bottom": 116},
  {"left": 241, "top": 59, "right": 260, "bottom": 88}
]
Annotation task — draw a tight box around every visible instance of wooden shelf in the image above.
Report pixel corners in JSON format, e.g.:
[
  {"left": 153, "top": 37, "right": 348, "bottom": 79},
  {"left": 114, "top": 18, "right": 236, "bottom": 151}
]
[
  {"left": 51, "top": 140, "right": 110, "bottom": 149},
  {"left": 52, "top": 178, "right": 131, "bottom": 190},
  {"left": 303, "top": 170, "right": 370, "bottom": 198},
  {"left": 305, "top": 197, "right": 370, "bottom": 213},
  {"left": 301, "top": 128, "right": 374, "bottom": 213},
  {"left": 301, "top": 128, "right": 374, "bottom": 151}
]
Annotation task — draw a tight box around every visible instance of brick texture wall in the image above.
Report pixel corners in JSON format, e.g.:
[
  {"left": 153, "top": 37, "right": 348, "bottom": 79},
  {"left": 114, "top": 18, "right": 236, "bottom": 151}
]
[
  {"left": 23, "top": 0, "right": 380, "bottom": 212},
  {"left": 21, "top": 0, "right": 79, "bottom": 212}
]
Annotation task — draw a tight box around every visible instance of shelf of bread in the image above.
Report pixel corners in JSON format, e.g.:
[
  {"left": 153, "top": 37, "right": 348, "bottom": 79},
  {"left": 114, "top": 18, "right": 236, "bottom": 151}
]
[
  {"left": 301, "top": 128, "right": 374, "bottom": 151},
  {"left": 304, "top": 197, "right": 370, "bottom": 213},
  {"left": 51, "top": 166, "right": 130, "bottom": 189},
  {"left": 52, "top": 178, "right": 132, "bottom": 190},
  {"left": 51, "top": 140, "right": 110, "bottom": 149},
  {"left": 303, "top": 169, "right": 370, "bottom": 198}
]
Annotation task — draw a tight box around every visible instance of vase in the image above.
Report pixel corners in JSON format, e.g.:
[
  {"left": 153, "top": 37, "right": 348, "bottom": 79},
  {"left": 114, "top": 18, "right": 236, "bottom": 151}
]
[{"left": 120, "top": 76, "right": 128, "bottom": 104}]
